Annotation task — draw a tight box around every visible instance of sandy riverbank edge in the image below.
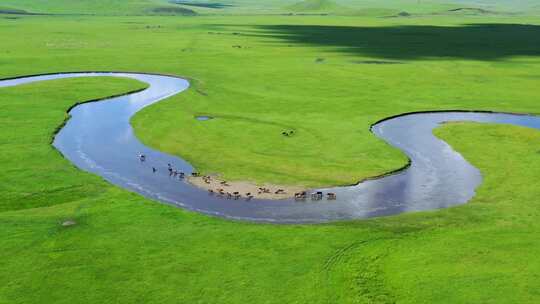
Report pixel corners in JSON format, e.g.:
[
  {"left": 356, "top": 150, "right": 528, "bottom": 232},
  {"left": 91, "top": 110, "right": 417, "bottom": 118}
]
[{"left": 187, "top": 175, "right": 306, "bottom": 200}]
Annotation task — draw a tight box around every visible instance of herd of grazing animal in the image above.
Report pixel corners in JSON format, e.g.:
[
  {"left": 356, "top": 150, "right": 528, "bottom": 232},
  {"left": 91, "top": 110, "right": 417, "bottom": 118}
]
[
  {"left": 294, "top": 191, "right": 336, "bottom": 201},
  {"left": 138, "top": 153, "right": 336, "bottom": 201},
  {"left": 208, "top": 187, "right": 253, "bottom": 200},
  {"left": 140, "top": 153, "right": 190, "bottom": 180},
  {"left": 282, "top": 130, "right": 295, "bottom": 137}
]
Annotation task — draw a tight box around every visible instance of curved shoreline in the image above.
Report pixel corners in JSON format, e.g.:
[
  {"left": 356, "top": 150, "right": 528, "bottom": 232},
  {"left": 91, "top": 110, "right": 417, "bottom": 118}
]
[
  {"left": 369, "top": 109, "right": 539, "bottom": 129},
  {"left": 51, "top": 87, "right": 149, "bottom": 144},
  {"left": 2, "top": 72, "right": 540, "bottom": 223},
  {"left": 0, "top": 70, "right": 193, "bottom": 82}
]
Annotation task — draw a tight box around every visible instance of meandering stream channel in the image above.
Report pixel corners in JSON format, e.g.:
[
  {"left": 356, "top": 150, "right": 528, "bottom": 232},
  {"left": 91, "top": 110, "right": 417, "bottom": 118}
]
[{"left": 2, "top": 72, "right": 539, "bottom": 223}]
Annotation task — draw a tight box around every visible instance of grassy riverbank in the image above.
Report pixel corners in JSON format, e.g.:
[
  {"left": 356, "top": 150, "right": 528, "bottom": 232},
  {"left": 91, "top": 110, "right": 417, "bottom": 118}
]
[
  {"left": 1, "top": 6, "right": 540, "bottom": 303},
  {"left": 2, "top": 81, "right": 540, "bottom": 302},
  {"left": 2, "top": 15, "right": 540, "bottom": 187}
]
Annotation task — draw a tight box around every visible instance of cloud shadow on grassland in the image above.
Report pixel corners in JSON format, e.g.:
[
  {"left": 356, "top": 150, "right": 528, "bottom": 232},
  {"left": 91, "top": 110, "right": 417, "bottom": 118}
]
[{"left": 245, "top": 23, "right": 540, "bottom": 60}]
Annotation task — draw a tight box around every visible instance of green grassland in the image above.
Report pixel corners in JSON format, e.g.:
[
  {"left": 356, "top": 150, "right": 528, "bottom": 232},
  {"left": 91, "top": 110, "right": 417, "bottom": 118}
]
[
  {"left": 2, "top": 0, "right": 540, "bottom": 16},
  {"left": 1, "top": 4, "right": 540, "bottom": 303}
]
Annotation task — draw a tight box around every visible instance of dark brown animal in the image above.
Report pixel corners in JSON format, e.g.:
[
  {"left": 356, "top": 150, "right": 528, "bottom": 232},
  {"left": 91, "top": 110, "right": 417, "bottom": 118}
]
[{"left": 311, "top": 192, "right": 323, "bottom": 200}]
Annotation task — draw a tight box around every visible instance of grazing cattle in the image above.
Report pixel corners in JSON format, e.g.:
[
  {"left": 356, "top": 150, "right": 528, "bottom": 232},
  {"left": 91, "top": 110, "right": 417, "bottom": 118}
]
[
  {"left": 311, "top": 192, "right": 323, "bottom": 200},
  {"left": 295, "top": 191, "right": 307, "bottom": 200},
  {"left": 152, "top": 167, "right": 157, "bottom": 173},
  {"left": 258, "top": 187, "right": 270, "bottom": 194}
]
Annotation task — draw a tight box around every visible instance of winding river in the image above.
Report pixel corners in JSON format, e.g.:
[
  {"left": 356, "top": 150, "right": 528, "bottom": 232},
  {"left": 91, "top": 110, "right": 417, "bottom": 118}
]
[{"left": 2, "top": 72, "right": 539, "bottom": 223}]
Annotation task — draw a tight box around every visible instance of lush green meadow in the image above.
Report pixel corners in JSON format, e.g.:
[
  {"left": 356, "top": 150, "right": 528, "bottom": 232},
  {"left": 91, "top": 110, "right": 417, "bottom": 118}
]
[
  {"left": 1, "top": 2, "right": 540, "bottom": 303},
  {"left": 2, "top": 0, "right": 540, "bottom": 15}
]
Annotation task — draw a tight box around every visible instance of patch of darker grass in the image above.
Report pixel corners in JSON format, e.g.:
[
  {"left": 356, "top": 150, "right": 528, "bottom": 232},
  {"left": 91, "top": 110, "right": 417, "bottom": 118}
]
[
  {"left": 0, "top": 8, "right": 28, "bottom": 15},
  {"left": 150, "top": 6, "right": 197, "bottom": 16},
  {"left": 169, "top": 1, "right": 233, "bottom": 9},
  {"left": 447, "top": 7, "right": 496, "bottom": 15},
  {"left": 384, "top": 11, "right": 411, "bottom": 18},
  {"left": 0, "top": 8, "right": 46, "bottom": 15},
  {"left": 247, "top": 23, "right": 540, "bottom": 61},
  {"left": 352, "top": 60, "right": 403, "bottom": 65}
]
